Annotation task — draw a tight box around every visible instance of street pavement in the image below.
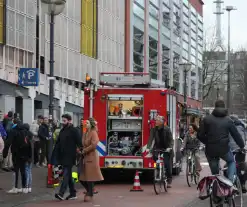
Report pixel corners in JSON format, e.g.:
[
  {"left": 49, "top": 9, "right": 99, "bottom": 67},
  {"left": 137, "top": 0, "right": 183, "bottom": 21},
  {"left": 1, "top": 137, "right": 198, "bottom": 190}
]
[{"left": 0, "top": 153, "right": 246, "bottom": 207}]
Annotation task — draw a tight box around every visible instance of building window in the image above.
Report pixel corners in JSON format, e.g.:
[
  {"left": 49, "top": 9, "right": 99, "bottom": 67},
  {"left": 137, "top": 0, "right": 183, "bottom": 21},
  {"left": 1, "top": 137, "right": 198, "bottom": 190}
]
[
  {"left": 134, "top": 2, "right": 145, "bottom": 19},
  {"left": 149, "top": 36, "right": 158, "bottom": 80},
  {"left": 162, "top": 45, "right": 169, "bottom": 83},
  {"left": 173, "top": 54, "right": 180, "bottom": 90},
  {"left": 133, "top": 27, "right": 144, "bottom": 72},
  {"left": 0, "top": 0, "right": 5, "bottom": 44},
  {"left": 162, "top": 3, "right": 170, "bottom": 27},
  {"left": 80, "top": 0, "right": 97, "bottom": 58}
]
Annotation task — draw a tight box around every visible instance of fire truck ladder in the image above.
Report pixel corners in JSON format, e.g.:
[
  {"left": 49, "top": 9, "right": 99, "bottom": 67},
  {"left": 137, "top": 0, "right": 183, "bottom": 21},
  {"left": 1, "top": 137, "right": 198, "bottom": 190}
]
[{"left": 99, "top": 72, "right": 165, "bottom": 88}]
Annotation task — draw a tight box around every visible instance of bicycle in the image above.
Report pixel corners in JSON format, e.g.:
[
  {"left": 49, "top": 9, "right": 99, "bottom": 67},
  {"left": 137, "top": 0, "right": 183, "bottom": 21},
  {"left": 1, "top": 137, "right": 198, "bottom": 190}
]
[
  {"left": 153, "top": 149, "right": 171, "bottom": 195},
  {"left": 185, "top": 148, "right": 199, "bottom": 187},
  {"left": 209, "top": 149, "right": 246, "bottom": 207}
]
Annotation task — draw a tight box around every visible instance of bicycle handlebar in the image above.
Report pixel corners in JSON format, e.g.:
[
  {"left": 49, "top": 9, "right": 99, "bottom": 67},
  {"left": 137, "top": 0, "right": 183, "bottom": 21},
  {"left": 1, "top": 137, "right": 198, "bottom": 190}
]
[
  {"left": 232, "top": 148, "right": 247, "bottom": 154},
  {"left": 153, "top": 148, "right": 172, "bottom": 153}
]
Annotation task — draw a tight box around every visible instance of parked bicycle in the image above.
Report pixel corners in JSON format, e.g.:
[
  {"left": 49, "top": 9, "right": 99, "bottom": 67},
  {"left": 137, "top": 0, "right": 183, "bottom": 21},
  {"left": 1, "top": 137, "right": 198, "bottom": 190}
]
[
  {"left": 153, "top": 149, "right": 170, "bottom": 195},
  {"left": 185, "top": 149, "right": 199, "bottom": 187}
]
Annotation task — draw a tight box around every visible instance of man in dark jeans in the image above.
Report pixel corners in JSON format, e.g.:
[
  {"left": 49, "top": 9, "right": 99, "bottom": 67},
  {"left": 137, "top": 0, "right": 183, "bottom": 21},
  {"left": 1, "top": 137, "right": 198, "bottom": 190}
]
[
  {"left": 147, "top": 115, "right": 174, "bottom": 188},
  {"left": 38, "top": 117, "right": 50, "bottom": 166},
  {"left": 54, "top": 114, "right": 82, "bottom": 201},
  {"left": 198, "top": 100, "right": 245, "bottom": 183}
]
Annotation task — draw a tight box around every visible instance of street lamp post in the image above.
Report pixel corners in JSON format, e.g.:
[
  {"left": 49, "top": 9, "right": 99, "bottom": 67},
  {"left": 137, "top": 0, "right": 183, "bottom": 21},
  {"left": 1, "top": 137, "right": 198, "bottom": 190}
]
[
  {"left": 179, "top": 63, "right": 191, "bottom": 129},
  {"left": 224, "top": 6, "right": 237, "bottom": 112},
  {"left": 41, "top": 0, "right": 66, "bottom": 163}
]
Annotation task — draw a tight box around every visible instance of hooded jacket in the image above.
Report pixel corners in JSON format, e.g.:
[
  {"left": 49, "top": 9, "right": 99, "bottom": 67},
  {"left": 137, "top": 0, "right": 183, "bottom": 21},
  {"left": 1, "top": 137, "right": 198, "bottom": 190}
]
[
  {"left": 197, "top": 107, "right": 244, "bottom": 157},
  {"left": 3, "top": 123, "right": 32, "bottom": 161},
  {"left": 229, "top": 118, "right": 246, "bottom": 151}
]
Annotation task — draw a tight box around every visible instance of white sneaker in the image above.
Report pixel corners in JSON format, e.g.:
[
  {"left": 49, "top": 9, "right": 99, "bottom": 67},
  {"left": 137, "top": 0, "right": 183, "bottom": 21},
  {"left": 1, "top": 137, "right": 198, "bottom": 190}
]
[
  {"left": 28, "top": 188, "right": 32, "bottom": 193},
  {"left": 23, "top": 188, "right": 28, "bottom": 194},
  {"left": 7, "top": 188, "right": 19, "bottom": 194},
  {"left": 18, "top": 188, "right": 23, "bottom": 193},
  {"left": 42, "top": 163, "right": 47, "bottom": 167}
]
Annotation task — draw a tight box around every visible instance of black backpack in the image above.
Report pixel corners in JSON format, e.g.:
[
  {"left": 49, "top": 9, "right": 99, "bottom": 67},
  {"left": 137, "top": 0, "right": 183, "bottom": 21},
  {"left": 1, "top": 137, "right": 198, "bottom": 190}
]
[{"left": 18, "top": 130, "right": 30, "bottom": 150}]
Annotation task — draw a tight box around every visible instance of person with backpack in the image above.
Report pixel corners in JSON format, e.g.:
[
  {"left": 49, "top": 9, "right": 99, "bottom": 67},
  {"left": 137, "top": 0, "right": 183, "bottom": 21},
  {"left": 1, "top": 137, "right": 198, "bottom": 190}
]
[{"left": 3, "top": 119, "right": 32, "bottom": 193}]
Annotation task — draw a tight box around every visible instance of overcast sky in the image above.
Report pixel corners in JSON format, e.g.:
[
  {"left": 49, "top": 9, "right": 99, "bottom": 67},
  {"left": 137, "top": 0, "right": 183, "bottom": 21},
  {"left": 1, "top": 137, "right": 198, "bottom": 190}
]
[{"left": 203, "top": 0, "right": 246, "bottom": 50}]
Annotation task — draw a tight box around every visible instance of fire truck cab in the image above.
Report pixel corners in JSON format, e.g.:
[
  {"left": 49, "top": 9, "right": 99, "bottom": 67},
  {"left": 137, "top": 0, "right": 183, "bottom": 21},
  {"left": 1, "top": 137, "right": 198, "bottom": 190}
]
[{"left": 83, "top": 72, "right": 182, "bottom": 177}]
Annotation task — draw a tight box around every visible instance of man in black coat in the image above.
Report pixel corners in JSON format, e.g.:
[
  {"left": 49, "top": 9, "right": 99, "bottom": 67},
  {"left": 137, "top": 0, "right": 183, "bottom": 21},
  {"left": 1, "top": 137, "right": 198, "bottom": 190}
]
[
  {"left": 147, "top": 115, "right": 174, "bottom": 187},
  {"left": 197, "top": 100, "right": 245, "bottom": 182},
  {"left": 54, "top": 114, "right": 82, "bottom": 201}
]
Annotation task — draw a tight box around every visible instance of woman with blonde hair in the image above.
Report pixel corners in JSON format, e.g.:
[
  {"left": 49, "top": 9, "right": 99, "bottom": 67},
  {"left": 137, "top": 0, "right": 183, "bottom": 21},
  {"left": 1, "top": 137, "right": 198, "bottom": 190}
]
[{"left": 79, "top": 118, "right": 103, "bottom": 202}]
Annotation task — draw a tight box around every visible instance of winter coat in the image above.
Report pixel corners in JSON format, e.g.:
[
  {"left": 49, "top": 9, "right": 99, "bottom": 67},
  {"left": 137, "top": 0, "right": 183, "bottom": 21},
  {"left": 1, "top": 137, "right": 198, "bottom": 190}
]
[
  {"left": 52, "top": 124, "right": 82, "bottom": 166},
  {"left": 38, "top": 123, "right": 49, "bottom": 141},
  {"left": 229, "top": 119, "right": 247, "bottom": 151},
  {"left": 147, "top": 125, "right": 173, "bottom": 151},
  {"left": 181, "top": 132, "right": 200, "bottom": 150},
  {"left": 3, "top": 123, "right": 32, "bottom": 162},
  {"left": 30, "top": 120, "right": 40, "bottom": 142},
  {"left": 79, "top": 129, "right": 104, "bottom": 182},
  {"left": 197, "top": 107, "right": 244, "bottom": 157}
]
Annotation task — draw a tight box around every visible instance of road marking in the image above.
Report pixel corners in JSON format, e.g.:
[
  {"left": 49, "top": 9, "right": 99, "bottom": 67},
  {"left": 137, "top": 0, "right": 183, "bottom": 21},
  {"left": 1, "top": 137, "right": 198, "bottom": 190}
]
[{"left": 94, "top": 205, "right": 101, "bottom": 207}]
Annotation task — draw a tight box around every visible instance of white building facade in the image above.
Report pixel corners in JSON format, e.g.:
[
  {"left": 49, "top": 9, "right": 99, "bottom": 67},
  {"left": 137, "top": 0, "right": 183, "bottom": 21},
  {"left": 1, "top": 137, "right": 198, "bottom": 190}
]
[{"left": 0, "top": 0, "right": 125, "bottom": 125}]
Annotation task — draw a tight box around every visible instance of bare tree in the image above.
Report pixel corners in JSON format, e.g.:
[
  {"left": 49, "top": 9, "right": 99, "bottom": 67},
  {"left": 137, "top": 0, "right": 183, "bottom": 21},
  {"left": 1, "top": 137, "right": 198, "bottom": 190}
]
[{"left": 202, "top": 29, "right": 227, "bottom": 103}]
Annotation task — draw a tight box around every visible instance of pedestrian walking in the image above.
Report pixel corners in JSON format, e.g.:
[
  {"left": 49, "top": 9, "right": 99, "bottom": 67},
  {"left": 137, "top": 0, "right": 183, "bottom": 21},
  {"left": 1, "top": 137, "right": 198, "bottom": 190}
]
[
  {"left": 53, "top": 114, "right": 82, "bottom": 201},
  {"left": 79, "top": 118, "right": 103, "bottom": 202},
  {"left": 30, "top": 116, "right": 43, "bottom": 167},
  {"left": 3, "top": 119, "right": 32, "bottom": 193},
  {"left": 38, "top": 117, "right": 49, "bottom": 167}
]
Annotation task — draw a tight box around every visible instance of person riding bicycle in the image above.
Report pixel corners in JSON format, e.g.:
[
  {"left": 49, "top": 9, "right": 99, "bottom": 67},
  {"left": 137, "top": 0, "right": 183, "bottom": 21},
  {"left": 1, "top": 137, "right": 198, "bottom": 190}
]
[
  {"left": 197, "top": 100, "right": 245, "bottom": 183},
  {"left": 180, "top": 123, "right": 202, "bottom": 175},
  {"left": 229, "top": 115, "right": 247, "bottom": 193},
  {"left": 146, "top": 116, "right": 173, "bottom": 188}
]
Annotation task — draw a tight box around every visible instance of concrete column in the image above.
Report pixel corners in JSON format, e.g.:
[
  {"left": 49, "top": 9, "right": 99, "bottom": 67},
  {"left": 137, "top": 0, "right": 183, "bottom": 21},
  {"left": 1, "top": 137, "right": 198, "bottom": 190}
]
[
  {"left": 23, "top": 98, "right": 33, "bottom": 124},
  {"left": 59, "top": 98, "right": 65, "bottom": 123},
  {"left": 0, "top": 95, "right": 15, "bottom": 114}
]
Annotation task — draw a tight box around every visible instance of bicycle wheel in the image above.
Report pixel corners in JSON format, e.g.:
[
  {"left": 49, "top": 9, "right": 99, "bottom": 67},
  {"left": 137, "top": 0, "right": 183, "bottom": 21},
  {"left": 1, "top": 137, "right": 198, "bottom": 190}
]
[
  {"left": 153, "top": 167, "right": 162, "bottom": 195},
  {"left": 186, "top": 160, "right": 193, "bottom": 187},
  {"left": 233, "top": 176, "right": 243, "bottom": 207}
]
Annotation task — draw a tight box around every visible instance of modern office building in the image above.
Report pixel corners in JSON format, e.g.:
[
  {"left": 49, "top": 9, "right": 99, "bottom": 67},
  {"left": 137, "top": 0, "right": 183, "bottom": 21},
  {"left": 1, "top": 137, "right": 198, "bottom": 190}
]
[
  {"left": 0, "top": 0, "right": 125, "bottom": 124},
  {"left": 125, "top": 0, "right": 204, "bottom": 100}
]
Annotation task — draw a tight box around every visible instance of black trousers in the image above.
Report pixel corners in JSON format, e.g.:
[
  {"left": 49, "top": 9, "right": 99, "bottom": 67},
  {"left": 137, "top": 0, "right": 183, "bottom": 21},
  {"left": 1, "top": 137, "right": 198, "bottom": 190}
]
[
  {"left": 33, "top": 141, "right": 40, "bottom": 164},
  {"left": 13, "top": 158, "right": 26, "bottom": 188},
  {"left": 40, "top": 139, "right": 52, "bottom": 164},
  {"left": 59, "top": 165, "right": 76, "bottom": 196},
  {"left": 80, "top": 181, "right": 94, "bottom": 196}
]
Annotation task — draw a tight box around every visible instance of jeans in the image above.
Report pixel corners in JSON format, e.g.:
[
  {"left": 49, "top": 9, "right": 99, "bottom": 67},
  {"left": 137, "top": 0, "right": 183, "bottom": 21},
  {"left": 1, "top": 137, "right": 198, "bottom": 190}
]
[
  {"left": 207, "top": 151, "right": 236, "bottom": 182},
  {"left": 25, "top": 163, "right": 32, "bottom": 188},
  {"left": 13, "top": 159, "right": 26, "bottom": 188},
  {"left": 59, "top": 165, "right": 76, "bottom": 196}
]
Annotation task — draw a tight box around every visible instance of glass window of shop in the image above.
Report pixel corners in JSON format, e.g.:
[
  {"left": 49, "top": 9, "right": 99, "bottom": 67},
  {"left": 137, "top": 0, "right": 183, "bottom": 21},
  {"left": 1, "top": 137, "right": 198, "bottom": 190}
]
[
  {"left": 133, "top": 2, "right": 145, "bottom": 19},
  {"left": 191, "top": 55, "right": 196, "bottom": 64},
  {"left": 150, "top": 0, "right": 159, "bottom": 7},
  {"left": 183, "top": 41, "right": 189, "bottom": 51},
  {"left": 191, "top": 31, "right": 197, "bottom": 40},
  {"left": 191, "top": 47, "right": 196, "bottom": 56},
  {"left": 191, "top": 22, "right": 197, "bottom": 32},
  {"left": 149, "top": 3, "right": 159, "bottom": 18},
  {"left": 183, "top": 49, "right": 189, "bottom": 60},
  {"left": 133, "top": 27, "right": 144, "bottom": 72},
  {"left": 191, "top": 39, "right": 196, "bottom": 48},
  {"left": 183, "top": 32, "right": 189, "bottom": 42},
  {"left": 149, "top": 36, "right": 158, "bottom": 80},
  {"left": 163, "top": 0, "right": 169, "bottom": 7},
  {"left": 162, "top": 3, "right": 170, "bottom": 27},
  {"left": 191, "top": 13, "right": 197, "bottom": 24},
  {"left": 183, "top": 13, "right": 189, "bottom": 25},
  {"left": 135, "top": 0, "right": 145, "bottom": 7},
  {"left": 162, "top": 45, "right": 170, "bottom": 83},
  {"left": 173, "top": 54, "right": 180, "bottom": 90}
]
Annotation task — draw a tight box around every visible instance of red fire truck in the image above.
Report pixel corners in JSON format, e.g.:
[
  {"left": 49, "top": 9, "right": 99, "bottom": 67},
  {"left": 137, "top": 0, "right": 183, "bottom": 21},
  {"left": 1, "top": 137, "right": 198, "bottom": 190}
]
[{"left": 83, "top": 72, "right": 183, "bottom": 176}]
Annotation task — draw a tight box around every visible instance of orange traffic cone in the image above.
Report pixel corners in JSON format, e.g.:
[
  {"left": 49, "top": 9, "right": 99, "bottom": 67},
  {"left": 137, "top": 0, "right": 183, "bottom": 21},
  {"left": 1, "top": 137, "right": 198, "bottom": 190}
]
[{"left": 130, "top": 171, "right": 143, "bottom": 192}]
